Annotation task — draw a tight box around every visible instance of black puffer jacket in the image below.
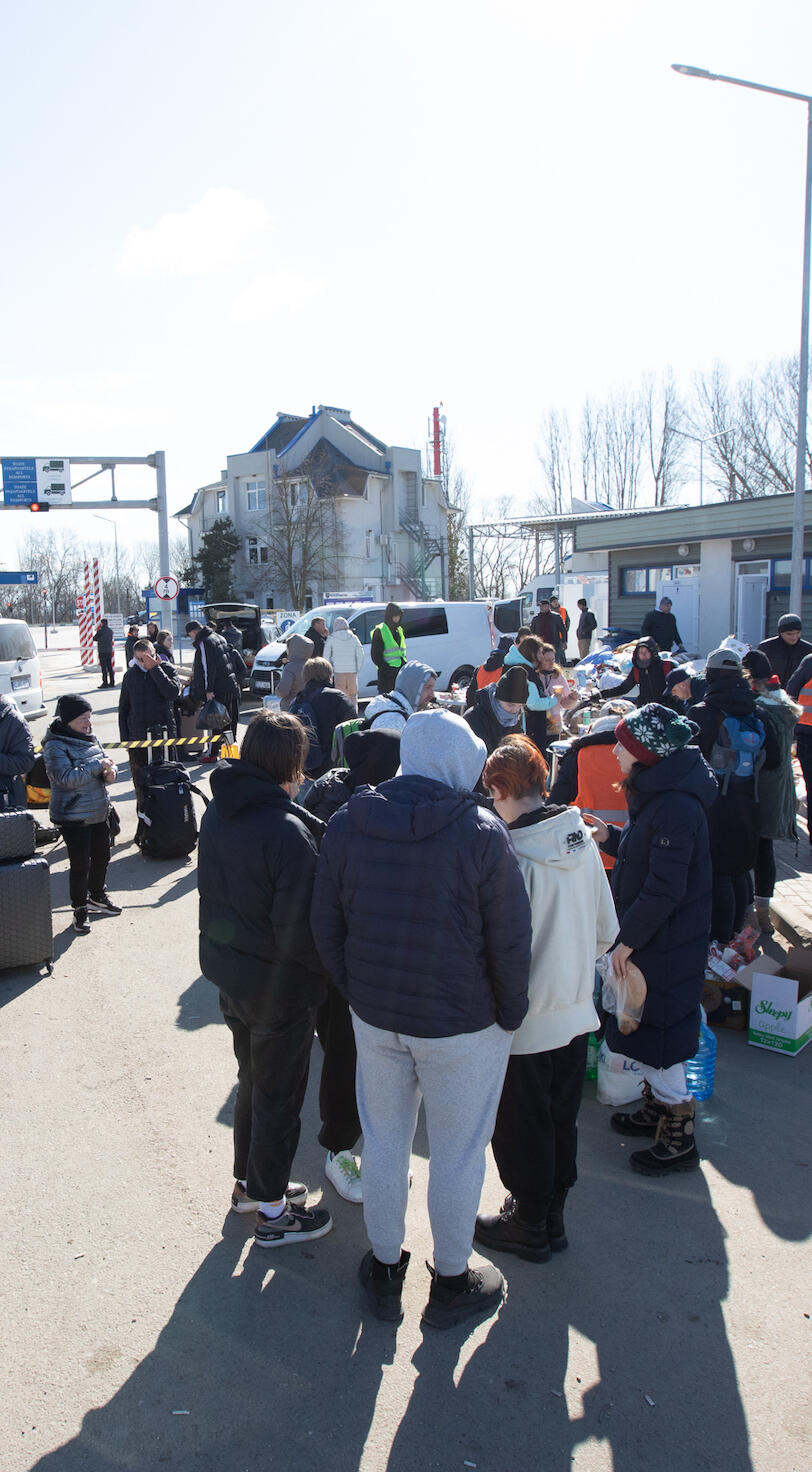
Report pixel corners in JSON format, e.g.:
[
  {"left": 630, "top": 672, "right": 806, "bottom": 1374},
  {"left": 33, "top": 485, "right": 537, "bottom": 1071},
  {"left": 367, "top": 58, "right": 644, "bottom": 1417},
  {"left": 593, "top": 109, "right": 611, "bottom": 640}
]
[
  {"left": 463, "top": 686, "right": 523, "bottom": 756},
  {"left": 0, "top": 694, "right": 35, "bottom": 809},
  {"left": 118, "top": 660, "right": 180, "bottom": 740},
  {"left": 689, "top": 676, "right": 780, "bottom": 874},
  {"left": 758, "top": 634, "right": 812, "bottom": 689},
  {"left": 601, "top": 747, "right": 717, "bottom": 1068},
  {"left": 189, "top": 627, "right": 239, "bottom": 706},
  {"left": 197, "top": 760, "right": 326, "bottom": 1009},
  {"left": 311, "top": 774, "right": 531, "bottom": 1038},
  {"left": 611, "top": 639, "right": 672, "bottom": 706}
]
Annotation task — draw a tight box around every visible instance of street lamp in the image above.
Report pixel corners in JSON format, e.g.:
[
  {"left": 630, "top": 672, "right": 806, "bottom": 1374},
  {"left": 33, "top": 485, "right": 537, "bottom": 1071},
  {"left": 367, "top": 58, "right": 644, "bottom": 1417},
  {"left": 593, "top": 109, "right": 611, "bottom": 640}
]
[
  {"left": 672, "top": 63, "right": 812, "bottom": 617},
  {"left": 670, "top": 425, "right": 733, "bottom": 504},
  {"left": 92, "top": 512, "right": 122, "bottom": 614}
]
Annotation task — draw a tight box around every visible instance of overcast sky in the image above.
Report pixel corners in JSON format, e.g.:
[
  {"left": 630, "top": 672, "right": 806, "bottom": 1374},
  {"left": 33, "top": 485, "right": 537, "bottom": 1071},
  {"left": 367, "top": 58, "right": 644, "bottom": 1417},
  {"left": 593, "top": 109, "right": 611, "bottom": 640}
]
[{"left": 1, "top": 0, "right": 811, "bottom": 565}]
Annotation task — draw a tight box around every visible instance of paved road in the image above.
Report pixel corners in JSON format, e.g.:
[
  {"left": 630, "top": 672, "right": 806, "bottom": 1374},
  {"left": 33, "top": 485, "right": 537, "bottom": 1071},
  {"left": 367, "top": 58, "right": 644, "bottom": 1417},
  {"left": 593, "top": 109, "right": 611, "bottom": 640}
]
[{"left": 1, "top": 647, "right": 810, "bottom": 1472}]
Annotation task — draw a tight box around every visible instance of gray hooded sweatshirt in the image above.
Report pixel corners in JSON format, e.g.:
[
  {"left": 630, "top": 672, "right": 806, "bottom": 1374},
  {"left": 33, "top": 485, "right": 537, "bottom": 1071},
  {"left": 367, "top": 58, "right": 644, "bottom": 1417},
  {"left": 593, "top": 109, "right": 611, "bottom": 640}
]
[{"left": 364, "top": 660, "right": 435, "bottom": 733}]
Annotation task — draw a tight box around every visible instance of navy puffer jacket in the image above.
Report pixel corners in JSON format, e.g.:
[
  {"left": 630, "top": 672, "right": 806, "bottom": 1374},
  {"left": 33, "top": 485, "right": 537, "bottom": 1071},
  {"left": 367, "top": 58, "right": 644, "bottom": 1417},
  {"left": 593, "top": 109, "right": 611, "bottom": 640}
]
[
  {"left": 602, "top": 746, "right": 717, "bottom": 1069},
  {"left": 311, "top": 773, "right": 531, "bottom": 1038}
]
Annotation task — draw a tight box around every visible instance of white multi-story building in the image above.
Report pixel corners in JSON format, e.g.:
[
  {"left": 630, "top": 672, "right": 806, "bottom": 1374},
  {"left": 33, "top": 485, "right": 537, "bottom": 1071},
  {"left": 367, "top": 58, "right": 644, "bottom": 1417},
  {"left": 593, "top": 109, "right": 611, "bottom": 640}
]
[{"left": 175, "top": 405, "right": 450, "bottom": 608}]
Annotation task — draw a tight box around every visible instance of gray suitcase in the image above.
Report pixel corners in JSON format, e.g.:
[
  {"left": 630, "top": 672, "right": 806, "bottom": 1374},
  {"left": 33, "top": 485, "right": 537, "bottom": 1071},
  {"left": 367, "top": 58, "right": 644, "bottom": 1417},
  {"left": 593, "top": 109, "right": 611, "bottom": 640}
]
[
  {"left": 0, "top": 809, "right": 36, "bottom": 862},
  {"left": 0, "top": 854, "right": 53, "bottom": 974}
]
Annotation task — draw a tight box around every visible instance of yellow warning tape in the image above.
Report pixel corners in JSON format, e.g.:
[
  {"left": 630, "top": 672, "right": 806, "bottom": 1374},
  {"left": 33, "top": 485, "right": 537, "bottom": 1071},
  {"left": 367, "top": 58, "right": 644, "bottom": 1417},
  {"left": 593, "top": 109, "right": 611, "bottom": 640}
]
[{"left": 33, "top": 735, "right": 229, "bottom": 753}]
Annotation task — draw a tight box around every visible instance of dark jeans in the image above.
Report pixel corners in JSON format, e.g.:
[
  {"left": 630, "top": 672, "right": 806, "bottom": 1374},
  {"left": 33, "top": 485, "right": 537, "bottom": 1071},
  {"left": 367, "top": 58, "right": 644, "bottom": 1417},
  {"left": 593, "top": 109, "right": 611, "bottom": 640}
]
[
  {"left": 754, "top": 837, "right": 776, "bottom": 900},
  {"left": 797, "top": 732, "right": 812, "bottom": 843},
  {"left": 375, "top": 665, "right": 398, "bottom": 695},
  {"left": 60, "top": 819, "right": 111, "bottom": 908},
  {"left": 711, "top": 871, "right": 750, "bottom": 945},
  {"left": 220, "top": 991, "right": 316, "bottom": 1203},
  {"left": 491, "top": 1034, "right": 588, "bottom": 1224},
  {"left": 99, "top": 653, "right": 115, "bottom": 686},
  {"left": 315, "top": 983, "right": 361, "bottom": 1154}
]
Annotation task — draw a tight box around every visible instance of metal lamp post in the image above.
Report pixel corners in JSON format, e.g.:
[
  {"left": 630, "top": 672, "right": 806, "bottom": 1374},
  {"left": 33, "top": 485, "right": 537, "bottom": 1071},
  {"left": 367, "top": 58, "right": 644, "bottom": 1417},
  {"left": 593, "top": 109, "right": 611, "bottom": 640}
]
[
  {"left": 92, "top": 512, "right": 122, "bottom": 614},
  {"left": 672, "top": 63, "right": 812, "bottom": 617}
]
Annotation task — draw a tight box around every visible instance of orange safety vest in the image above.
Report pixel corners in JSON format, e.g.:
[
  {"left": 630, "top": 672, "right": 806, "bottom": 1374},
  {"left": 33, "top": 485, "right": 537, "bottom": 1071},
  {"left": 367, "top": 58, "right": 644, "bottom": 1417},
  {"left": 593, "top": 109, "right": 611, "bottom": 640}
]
[
  {"left": 573, "top": 743, "right": 628, "bottom": 872},
  {"left": 798, "top": 677, "right": 812, "bottom": 729}
]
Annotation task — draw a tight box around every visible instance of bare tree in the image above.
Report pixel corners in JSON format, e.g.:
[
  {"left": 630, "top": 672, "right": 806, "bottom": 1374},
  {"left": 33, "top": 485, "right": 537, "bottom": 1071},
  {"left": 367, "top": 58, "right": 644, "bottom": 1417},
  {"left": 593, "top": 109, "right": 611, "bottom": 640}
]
[
  {"left": 641, "top": 370, "right": 688, "bottom": 506},
  {"left": 252, "top": 466, "right": 345, "bottom": 610},
  {"left": 15, "top": 527, "right": 84, "bottom": 622}
]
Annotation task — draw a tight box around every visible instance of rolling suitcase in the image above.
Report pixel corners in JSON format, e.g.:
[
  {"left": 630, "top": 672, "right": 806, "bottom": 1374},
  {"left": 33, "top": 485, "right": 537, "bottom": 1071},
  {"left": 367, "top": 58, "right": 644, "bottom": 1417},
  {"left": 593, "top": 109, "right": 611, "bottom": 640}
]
[{"left": 0, "top": 810, "right": 53, "bottom": 974}]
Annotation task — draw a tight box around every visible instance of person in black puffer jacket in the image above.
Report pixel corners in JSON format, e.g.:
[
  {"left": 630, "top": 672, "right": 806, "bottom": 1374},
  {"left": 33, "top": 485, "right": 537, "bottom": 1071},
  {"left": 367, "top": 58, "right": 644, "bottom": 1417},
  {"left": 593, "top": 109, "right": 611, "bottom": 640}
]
[
  {"left": 312, "top": 708, "right": 531, "bottom": 1326},
  {"left": 186, "top": 620, "right": 240, "bottom": 735},
  {"left": 585, "top": 703, "right": 717, "bottom": 1177},
  {"left": 118, "top": 639, "right": 180, "bottom": 793},
  {"left": 688, "top": 647, "right": 779, "bottom": 944},
  {"left": 197, "top": 709, "right": 333, "bottom": 1250},
  {"left": 758, "top": 614, "right": 812, "bottom": 689}
]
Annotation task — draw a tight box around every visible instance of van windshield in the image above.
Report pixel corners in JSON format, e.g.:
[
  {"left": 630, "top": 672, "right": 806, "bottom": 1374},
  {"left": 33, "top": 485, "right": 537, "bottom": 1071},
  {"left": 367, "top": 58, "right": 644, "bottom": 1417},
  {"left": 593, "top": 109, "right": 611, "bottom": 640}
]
[
  {"left": 283, "top": 607, "right": 353, "bottom": 640},
  {"left": 0, "top": 624, "right": 36, "bottom": 661}
]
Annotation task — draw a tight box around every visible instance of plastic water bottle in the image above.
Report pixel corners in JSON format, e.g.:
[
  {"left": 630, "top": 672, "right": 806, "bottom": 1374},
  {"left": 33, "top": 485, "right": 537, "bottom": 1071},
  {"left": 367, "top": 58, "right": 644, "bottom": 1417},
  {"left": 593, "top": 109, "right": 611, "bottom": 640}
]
[
  {"left": 585, "top": 1032, "right": 600, "bottom": 1080},
  {"left": 685, "top": 1011, "right": 717, "bottom": 1101},
  {"left": 263, "top": 694, "right": 281, "bottom": 713}
]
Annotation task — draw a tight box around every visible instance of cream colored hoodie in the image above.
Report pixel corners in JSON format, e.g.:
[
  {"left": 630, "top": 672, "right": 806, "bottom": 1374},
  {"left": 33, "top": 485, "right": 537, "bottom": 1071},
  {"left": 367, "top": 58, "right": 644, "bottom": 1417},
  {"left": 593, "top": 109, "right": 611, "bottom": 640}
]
[{"left": 507, "top": 805, "right": 618, "bottom": 1054}]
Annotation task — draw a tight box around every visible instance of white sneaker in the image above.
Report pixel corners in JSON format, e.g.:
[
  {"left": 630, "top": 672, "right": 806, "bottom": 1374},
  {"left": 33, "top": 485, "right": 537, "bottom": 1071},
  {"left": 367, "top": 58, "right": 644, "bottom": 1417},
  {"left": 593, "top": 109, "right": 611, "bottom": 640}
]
[{"left": 325, "top": 1150, "right": 363, "bottom": 1203}]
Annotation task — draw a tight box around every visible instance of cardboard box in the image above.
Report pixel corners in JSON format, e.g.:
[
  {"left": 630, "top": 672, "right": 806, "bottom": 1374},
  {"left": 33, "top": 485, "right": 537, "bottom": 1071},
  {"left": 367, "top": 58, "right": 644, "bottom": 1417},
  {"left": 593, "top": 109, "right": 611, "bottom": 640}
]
[{"left": 736, "top": 950, "right": 812, "bottom": 1055}]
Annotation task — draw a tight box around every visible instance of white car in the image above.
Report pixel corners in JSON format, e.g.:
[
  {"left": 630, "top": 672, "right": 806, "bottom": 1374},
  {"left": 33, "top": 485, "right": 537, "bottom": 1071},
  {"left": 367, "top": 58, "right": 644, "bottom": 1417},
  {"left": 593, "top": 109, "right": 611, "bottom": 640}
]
[
  {"left": 249, "top": 598, "right": 528, "bottom": 698},
  {"left": 0, "top": 619, "right": 46, "bottom": 719}
]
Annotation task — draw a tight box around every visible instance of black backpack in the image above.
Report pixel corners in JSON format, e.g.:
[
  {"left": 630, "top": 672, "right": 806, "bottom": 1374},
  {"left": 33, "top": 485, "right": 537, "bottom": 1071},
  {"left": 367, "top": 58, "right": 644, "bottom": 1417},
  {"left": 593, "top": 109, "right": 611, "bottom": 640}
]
[
  {"left": 291, "top": 697, "right": 325, "bottom": 776},
  {"left": 137, "top": 761, "right": 208, "bottom": 859}
]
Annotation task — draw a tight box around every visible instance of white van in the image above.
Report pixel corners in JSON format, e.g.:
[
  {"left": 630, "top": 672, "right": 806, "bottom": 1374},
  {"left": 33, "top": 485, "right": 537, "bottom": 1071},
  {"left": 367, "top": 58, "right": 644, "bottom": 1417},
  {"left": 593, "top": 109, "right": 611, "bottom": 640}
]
[
  {"left": 249, "top": 598, "right": 528, "bottom": 698},
  {"left": 0, "top": 619, "right": 46, "bottom": 719}
]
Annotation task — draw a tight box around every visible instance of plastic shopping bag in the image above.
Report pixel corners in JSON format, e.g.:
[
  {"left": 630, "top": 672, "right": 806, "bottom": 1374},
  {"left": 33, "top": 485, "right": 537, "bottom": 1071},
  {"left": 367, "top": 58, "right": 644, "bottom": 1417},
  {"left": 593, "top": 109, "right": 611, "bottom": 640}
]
[
  {"left": 596, "top": 1039, "right": 645, "bottom": 1106},
  {"left": 597, "top": 952, "right": 647, "bottom": 1034},
  {"left": 196, "top": 698, "right": 232, "bottom": 733}
]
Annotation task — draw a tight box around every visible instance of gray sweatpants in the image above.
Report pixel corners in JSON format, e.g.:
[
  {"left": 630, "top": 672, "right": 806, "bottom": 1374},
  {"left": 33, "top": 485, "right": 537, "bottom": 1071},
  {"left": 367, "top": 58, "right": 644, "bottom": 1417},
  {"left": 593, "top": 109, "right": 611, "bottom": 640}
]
[{"left": 351, "top": 1012, "right": 512, "bottom": 1276}]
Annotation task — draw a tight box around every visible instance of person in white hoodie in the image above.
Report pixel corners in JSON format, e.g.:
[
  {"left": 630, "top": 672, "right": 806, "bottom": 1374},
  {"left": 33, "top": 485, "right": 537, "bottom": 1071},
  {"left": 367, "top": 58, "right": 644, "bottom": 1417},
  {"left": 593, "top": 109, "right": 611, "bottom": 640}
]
[
  {"left": 323, "top": 617, "right": 365, "bottom": 710},
  {"left": 475, "top": 734, "right": 618, "bottom": 1263}
]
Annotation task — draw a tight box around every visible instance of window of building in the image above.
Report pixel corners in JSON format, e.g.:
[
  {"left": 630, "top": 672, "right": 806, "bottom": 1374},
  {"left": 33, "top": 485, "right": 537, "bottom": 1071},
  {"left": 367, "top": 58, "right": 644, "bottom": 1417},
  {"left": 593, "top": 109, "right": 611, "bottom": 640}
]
[
  {"left": 674, "top": 563, "right": 700, "bottom": 578},
  {"left": 771, "top": 557, "right": 812, "bottom": 589},
  {"left": 216, "top": 488, "right": 226, "bottom": 514},
  {"left": 245, "top": 479, "right": 266, "bottom": 512},
  {"left": 619, "top": 566, "right": 673, "bottom": 595},
  {"left": 365, "top": 530, "right": 373, "bottom": 560},
  {"left": 246, "top": 537, "right": 269, "bottom": 565}
]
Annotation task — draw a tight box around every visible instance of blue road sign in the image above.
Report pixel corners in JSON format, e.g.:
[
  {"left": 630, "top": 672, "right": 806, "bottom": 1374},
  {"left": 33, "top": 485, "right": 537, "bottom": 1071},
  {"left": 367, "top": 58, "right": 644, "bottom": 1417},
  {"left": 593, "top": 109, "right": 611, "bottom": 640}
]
[
  {"left": 1, "top": 458, "right": 38, "bottom": 506},
  {"left": 0, "top": 570, "right": 38, "bottom": 584}
]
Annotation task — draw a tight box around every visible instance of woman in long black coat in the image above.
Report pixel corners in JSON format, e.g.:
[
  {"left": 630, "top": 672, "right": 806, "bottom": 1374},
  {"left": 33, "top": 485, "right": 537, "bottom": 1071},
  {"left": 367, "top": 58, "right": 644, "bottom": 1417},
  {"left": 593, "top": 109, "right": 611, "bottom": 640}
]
[{"left": 583, "top": 703, "right": 717, "bottom": 1178}]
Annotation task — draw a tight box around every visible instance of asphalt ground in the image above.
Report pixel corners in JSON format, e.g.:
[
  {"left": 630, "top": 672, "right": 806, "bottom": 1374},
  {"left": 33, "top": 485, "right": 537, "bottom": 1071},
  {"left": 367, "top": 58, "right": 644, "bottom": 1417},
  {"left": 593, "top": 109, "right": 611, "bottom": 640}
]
[{"left": 1, "top": 636, "right": 810, "bottom": 1472}]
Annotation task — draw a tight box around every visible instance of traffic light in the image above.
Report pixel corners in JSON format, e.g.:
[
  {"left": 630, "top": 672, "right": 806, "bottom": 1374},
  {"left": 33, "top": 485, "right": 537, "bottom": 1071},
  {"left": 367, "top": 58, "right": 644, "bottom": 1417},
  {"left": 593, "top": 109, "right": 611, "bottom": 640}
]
[{"left": 29, "top": 501, "right": 50, "bottom": 513}]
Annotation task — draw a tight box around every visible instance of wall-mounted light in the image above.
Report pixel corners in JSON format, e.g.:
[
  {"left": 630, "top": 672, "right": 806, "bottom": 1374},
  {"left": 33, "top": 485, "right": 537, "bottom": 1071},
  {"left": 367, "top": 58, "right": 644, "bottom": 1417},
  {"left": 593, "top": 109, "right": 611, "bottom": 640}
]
[
  {"left": 678, "top": 543, "right": 690, "bottom": 557},
  {"left": 742, "top": 538, "right": 756, "bottom": 553}
]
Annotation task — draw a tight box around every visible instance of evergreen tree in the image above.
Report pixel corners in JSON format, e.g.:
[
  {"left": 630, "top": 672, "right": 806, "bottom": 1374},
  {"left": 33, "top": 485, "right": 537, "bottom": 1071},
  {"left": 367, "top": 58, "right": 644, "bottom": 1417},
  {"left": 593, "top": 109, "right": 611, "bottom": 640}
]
[{"left": 191, "top": 517, "right": 240, "bottom": 600}]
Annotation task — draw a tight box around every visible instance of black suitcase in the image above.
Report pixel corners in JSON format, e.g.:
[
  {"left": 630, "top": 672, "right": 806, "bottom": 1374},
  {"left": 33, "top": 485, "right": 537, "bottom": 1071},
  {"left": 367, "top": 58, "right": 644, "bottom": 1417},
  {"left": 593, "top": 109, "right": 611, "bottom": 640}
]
[
  {"left": 136, "top": 730, "right": 208, "bottom": 859},
  {"left": 0, "top": 809, "right": 36, "bottom": 862},
  {"left": 0, "top": 854, "right": 53, "bottom": 973}
]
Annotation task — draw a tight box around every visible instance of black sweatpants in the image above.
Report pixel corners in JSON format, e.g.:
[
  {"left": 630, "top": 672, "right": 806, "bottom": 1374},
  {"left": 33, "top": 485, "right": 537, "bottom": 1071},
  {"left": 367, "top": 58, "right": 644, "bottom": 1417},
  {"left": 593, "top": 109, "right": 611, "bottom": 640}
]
[
  {"left": 315, "top": 982, "right": 361, "bottom": 1154},
  {"left": 754, "top": 837, "right": 777, "bottom": 899},
  {"left": 220, "top": 991, "right": 316, "bottom": 1204},
  {"left": 60, "top": 819, "right": 111, "bottom": 908},
  {"left": 711, "top": 872, "right": 750, "bottom": 944},
  {"left": 491, "top": 1033, "right": 588, "bottom": 1224}
]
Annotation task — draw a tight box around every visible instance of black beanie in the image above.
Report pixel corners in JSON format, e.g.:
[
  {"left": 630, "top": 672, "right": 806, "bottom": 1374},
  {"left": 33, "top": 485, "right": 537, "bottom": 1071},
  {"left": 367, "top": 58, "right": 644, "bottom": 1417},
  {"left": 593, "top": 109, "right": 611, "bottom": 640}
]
[
  {"left": 495, "top": 666, "right": 529, "bottom": 703},
  {"left": 742, "top": 649, "right": 772, "bottom": 682},
  {"left": 56, "top": 694, "right": 92, "bottom": 724},
  {"left": 778, "top": 613, "right": 802, "bottom": 633}
]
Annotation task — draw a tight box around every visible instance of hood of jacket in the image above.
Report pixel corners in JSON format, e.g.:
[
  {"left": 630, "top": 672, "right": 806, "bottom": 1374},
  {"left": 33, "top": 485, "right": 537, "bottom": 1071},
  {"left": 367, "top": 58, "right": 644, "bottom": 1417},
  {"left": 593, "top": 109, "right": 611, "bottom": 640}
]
[
  {"left": 347, "top": 773, "right": 477, "bottom": 843},
  {"left": 344, "top": 728, "right": 402, "bottom": 788},
  {"left": 509, "top": 804, "right": 596, "bottom": 871},
  {"left": 632, "top": 637, "right": 663, "bottom": 669},
  {"left": 702, "top": 675, "right": 756, "bottom": 718},
  {"left": 209, "top": 759, "right": 326, "bottom": 843},
  {"left": 287, "top": 634, "right": 315, "bottom": 662},
  {"left": 503, "top": 644, "right": 534, "bottom": 672},
  {"left": 628, "top": 744, "right": 718, "bottom": 813},
  {"left": 755, "top": 688, "right": 801, "bottom": 727},
  {"left": 394, "top": 660, "right": 435, "bottom": 710},
  {"left": 43, "top": 718, "right": 96, "bottom": 747}
]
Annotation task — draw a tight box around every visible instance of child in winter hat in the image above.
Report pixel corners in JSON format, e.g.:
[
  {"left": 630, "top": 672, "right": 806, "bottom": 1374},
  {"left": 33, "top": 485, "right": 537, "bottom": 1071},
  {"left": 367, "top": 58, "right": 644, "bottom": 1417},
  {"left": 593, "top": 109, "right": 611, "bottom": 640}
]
[{"left": 614, "top": 702, "right": 699, "bottom": 766}]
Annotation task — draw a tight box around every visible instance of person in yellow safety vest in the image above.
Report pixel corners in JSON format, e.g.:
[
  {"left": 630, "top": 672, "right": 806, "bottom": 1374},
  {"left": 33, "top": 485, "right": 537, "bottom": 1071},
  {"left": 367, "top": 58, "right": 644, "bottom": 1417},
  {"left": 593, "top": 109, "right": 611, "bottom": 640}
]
[
  {"left": 547, "top": 700, "right": 634, "bottom": 870},
  {"left": 370, "top": 603, "right": 406, "bottom": 694}
]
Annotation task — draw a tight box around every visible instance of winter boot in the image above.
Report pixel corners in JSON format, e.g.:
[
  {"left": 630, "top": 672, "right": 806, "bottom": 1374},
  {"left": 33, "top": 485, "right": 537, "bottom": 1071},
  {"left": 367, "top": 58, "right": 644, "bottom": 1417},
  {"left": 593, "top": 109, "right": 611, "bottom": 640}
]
[
  {"left": 358, "top": 1249, "right": 410, "bottom": 1322},
  {"left": 474, "top": 1195, "right": 551, "bottom": 1263},
  {"left": 630, "top": 1099, "right": 700, "bottom": 1176},
  {"left": 546, "top": 1189, "right": 569, "bottom": 1253},
  {"left": 610, "top": 1079, "right": 668, "bottom": 1137},
  {"left": 754, "top": 900, "right": 775, "bottom": 936},
  {"left": 421, "top": 1261, "right": 504, "bottom": 1330}
]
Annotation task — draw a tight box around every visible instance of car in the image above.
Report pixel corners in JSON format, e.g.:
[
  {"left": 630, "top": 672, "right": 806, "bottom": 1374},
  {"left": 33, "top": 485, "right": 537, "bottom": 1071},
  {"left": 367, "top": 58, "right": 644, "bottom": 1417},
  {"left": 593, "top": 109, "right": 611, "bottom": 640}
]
[
  {"left": 0, "top": 618, "right": 47, "bottom": 720},
  {"left": 248, "top": 598, "right": 529, "bottom": 699}
]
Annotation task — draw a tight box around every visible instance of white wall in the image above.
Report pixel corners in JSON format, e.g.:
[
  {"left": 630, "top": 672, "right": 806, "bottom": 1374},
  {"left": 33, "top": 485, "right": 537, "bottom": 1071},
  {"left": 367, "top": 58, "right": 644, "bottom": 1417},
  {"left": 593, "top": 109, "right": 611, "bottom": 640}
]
[{"left": 698, "top": 539, "right": 734, "bottom": 656}]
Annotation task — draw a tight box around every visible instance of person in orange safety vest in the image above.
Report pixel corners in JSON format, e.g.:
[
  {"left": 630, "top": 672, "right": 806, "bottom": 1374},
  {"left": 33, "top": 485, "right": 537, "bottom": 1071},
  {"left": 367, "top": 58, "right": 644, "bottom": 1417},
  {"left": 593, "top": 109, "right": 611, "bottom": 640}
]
[{"left": 547, "top": 700, "right": 634, "bottom": 869}]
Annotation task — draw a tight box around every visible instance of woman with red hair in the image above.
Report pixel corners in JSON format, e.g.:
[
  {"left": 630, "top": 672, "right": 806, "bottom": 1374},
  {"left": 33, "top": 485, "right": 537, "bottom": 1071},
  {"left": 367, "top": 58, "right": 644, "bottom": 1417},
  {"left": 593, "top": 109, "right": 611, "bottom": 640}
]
[{"left": 475, "top": 736, "right": 617, "bottom": 1262}]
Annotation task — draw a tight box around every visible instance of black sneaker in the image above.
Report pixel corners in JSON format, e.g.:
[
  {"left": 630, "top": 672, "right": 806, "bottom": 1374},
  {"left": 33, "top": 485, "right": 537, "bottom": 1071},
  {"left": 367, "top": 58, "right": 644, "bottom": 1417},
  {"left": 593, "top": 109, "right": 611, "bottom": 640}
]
[
  {"left": 474, "top": 1196, "right": 551, "bottom": 1263},
  {"left": 73, "top": 908, "right": 91, "bottom": 935},
  {"left": 87, "top": 892, "right": 122, "bottom": 916},
  {"left": 253, "top": 1201, "right": 332, "bottom": 1248},
  {"left": 421, "top": 1261, "right": 504, "bottom": 1331},
  {"left": 359, "top": 1249, "right": 410, "bottom": 1322}
]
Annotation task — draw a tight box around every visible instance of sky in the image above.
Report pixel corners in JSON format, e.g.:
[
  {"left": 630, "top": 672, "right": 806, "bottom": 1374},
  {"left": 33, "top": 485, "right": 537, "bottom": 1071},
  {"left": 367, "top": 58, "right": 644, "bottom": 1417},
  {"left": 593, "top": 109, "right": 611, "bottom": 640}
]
[{"left": 1, "top": 0, "right": 811, "bottom": 569}]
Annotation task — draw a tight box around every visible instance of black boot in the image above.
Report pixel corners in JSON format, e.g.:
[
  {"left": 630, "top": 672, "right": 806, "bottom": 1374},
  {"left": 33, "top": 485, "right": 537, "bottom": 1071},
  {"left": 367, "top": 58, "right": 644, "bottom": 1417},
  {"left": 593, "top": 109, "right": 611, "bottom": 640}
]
[
  {"left": 611, "top": 1079, "right": 669, "bottom": 1137},
  {"left": 547, "top": 1189, "right": 569, "bottom": 1253},
  {"left": 421, "top": 1261, "right": 504, "bottom": 1330},
  {"left": 630, "top": 1100, "right": 700, "bottom": 1176},
  {"left": 474, "top": 1195, "right": 551, "bottom": 1263},
  {"left": 358, "top": 1249, "right": 409, "bottom": 1322}
]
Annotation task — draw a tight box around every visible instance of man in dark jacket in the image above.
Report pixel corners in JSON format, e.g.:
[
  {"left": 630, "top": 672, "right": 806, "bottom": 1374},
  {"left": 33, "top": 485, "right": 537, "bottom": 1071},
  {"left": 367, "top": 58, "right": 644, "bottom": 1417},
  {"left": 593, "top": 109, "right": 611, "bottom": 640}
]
[
  {"left": 219, "top": 618, "right": 243, "bottom": 652},
  {"left": 0, "top": 692, "right": 36, "bottom": 811},
  {"left": 93, "top": 619, "right": 116, "bottom": 688},
  {"left": 611, "top": 638, "right": 672, "bottom": 706},
  {"left": 530, "top": 600, "right": 566, "bottom": 661},
  {"left": 186, "top": 620, "right": 240, "bottom": 734},
  {"left": 311, "top": 708, "right": 531, "bottom": 1328},
  {"left": 118, "top": 639, "right": 180, "bottom": 791},
  {"left": 303, "top": 616, "right": 328, "bottom": 660},
  {"left": 576, "top": 598, "right": 598, "bottom": 658},
  {"left": 464, "top": 665, "right": 527, "bottom": 757},
  {"left": 198, "top": 710, "right": 332, "bottom": 1249},
  {"left": 759, "top": 614, "right": 812, "bottom": 689},
  {"left": 290, "top": 658, "right": 356, "bottom": 780},
  {"left": 465, "top": 636, "right": 513, "bottom": 709},
  {"left": 641, "top": 597, "right": 681, "bottom": 651},
  {"left": 370, "top": 603, "right": 406, "bottom": 694}
]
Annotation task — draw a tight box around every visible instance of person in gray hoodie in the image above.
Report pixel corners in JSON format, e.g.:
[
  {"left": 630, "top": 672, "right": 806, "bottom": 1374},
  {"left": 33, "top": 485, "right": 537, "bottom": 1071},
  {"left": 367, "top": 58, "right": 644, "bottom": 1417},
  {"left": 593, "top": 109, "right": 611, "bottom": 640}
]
[
  {"left": 363, "top": 660, "right": 436, "bottom": 733},
  {"left": 277, "top": 634, "right": 315, "bottom": 711},
  {"left": 42, "top": 695, "right": 121, "bottom": 934}
]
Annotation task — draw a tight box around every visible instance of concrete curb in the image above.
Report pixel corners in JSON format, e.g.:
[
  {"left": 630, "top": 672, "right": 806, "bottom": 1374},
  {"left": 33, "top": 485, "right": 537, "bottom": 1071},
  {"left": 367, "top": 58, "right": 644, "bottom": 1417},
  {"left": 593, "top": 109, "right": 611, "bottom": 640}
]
[{"left": 769, "top": 895, "right": 812, "bottom": 948}]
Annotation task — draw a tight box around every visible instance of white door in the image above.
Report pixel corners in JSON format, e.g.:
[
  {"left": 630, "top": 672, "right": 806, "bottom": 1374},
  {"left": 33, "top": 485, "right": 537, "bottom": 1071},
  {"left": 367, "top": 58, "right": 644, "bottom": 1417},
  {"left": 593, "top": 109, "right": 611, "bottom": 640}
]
[
  {"left": 736, "top": 575, "right": 768, "bottom": 647},
  {"left": 656, "top": 579, "right": 699, "bottom": 653}
]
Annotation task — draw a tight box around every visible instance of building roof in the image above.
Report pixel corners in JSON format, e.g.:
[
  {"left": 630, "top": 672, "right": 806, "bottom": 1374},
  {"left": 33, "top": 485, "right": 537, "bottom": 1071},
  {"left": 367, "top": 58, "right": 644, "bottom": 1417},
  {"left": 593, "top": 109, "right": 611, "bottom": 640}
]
[{"left": 250, "top": 407, "right": 388, "bottom": 460}]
